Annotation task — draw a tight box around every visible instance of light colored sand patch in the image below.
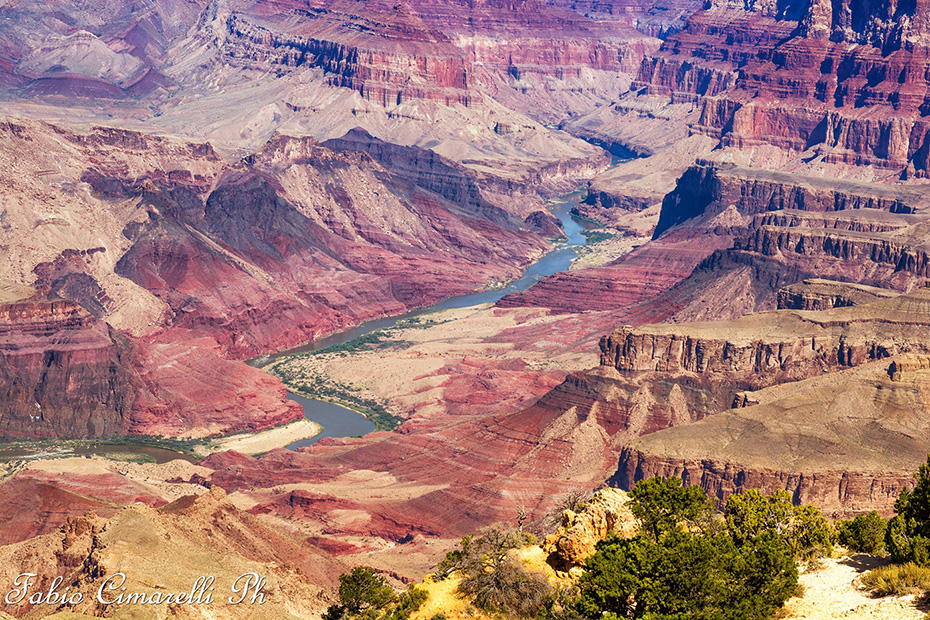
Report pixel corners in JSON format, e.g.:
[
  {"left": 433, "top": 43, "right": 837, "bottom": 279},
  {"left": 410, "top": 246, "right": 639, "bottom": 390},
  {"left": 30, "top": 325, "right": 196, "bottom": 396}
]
[
  {"left": 193, "top": 419, "right": 321, "bottom": 457},
  {"left": 25, "top": 456, "right": 115, "bottom": 476},
  {"left": 570, "top": 233, "right": 650, "bottom": 271},
  {"left": 0, "top": 280, "right": 35, "bottom": 303},
  {"left": 783, "top": 556, "right": 925, "bottom": 620},
  {"left": 262, "top": 475, "right": 449, "bottom": 504}
]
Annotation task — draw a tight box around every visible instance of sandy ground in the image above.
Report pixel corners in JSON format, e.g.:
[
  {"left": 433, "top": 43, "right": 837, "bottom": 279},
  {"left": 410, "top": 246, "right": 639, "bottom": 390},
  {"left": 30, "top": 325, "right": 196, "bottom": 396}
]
[
  {"left": 272, "top": 303, "right": 603, "bottom": 422},
  {"left": 569, "top": 232, "right": 650, "bottom": 270},
  {"left": 193, "top": 419, "right": 322, "bottom": 457},
  {"left": 783, "top": 555, "right": 926, "bottom": 620}
]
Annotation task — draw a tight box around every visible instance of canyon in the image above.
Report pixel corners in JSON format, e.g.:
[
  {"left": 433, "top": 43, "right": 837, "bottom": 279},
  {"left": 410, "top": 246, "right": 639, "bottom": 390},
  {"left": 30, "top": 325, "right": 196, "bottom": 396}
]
[{"left": 4, "top": 0, "right": 930, "bottom": 617}]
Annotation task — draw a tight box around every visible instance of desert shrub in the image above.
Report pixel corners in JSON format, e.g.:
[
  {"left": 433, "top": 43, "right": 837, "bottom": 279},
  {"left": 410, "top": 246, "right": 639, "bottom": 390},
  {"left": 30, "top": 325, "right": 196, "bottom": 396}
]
[
  {"left": 887, "top": 455, "right": 930, "bottom": 565},
  {"left": 458, "top": 557, "right": 550, "bottom": 618},
  {"left": 435, "top": 526, "right": 550, "bottom": 617},
  {"left": 382, "top": 585, "right": 428, "bottom": 620},
  {"left": 836, "top": 511, "right": 887, "bottom": 555},
  {"left": 860, "top": 563, "right": 930, "bottom": 596},
  {"left": 576, "top": 478, "right": 799, "bottom": 620},
  {"left": 325, "top": 568, "right": 427, "bottom": 620},
  {"left": 577, "top": 528, "right": 797, "bottom": 620},
  {"left": 435, "top": 527, "right": 535, "bottom": 580},
  {"left": 726, "top": 489, "right": 833, "bottom": 561},
  {"left": 537, "top": 585, "right": 584, "bottom": 620}
]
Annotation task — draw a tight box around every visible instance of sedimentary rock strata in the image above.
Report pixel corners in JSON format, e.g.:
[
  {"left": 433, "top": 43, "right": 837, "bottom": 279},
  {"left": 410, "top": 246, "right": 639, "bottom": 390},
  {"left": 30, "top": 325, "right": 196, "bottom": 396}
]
[
  {"left": 601, "top": 286, "right": 930, "bottom": 379},
  {"left": 0, "top": 116, "right": 555, "bottom": 439},
  {"left": 609, "top": 357, "right": 930, "bottom": 516},
  {"left": 0, "top": 290, "right": 132, "bottom": 439},
  {"left": 778, "top": 279, "right": 901, "bottom": 311}
]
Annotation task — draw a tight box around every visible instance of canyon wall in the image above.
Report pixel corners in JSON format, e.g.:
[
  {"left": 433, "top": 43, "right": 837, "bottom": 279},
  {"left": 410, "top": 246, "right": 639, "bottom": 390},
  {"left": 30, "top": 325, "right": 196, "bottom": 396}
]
[
  {"left": 0, "top": 295, "right": 132, "bottom": 439},
  {"left": 611, "top": 447, "right": 913, "bottom": 516},
  {"left": 0, "top": 118, "right": 552, "bottom": 439}
]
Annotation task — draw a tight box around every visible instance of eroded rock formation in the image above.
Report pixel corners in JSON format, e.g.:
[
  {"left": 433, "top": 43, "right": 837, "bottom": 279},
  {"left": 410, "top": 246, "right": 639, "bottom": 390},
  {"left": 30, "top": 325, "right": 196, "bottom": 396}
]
[
  {"left": 0, "top": 290, "right": 132, "bottom": 439},
  {"left": 543, "top": 488, "right": 636, "bottom": 570}
]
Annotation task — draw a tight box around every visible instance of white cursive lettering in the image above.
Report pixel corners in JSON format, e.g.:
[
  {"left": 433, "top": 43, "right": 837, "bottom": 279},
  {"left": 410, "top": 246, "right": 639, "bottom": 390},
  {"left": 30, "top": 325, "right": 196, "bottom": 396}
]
[
  {"left": 5, "top": 573, "right": 36, "bottom": 605},
  {"left": 229, "top": 572, "right": 266, "bottom": 605},
  {"left": 96, "top": 573, "right": 127, "bottom": 605}
]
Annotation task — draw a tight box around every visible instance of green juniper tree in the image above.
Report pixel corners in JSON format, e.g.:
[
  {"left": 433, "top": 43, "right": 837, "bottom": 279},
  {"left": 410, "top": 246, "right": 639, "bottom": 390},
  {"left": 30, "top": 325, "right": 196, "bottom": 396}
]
[
  {"left": 836, "top": 511, "right": 887, "bottom": 555},
  {"left": 324, "top": 567, "right": 427, "bottom": 620},
  {"left": 887, "top": 455, "right": 930, "bottom": 565},
  {"left": 576, "top": 478, "right": 799, "bottom": 620},
  {"left": 725, "top": 489, "right": 832, "bottom": 561}
]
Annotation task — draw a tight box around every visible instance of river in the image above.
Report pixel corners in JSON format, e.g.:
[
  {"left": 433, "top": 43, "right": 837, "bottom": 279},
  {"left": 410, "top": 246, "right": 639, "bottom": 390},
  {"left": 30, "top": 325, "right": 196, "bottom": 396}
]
[
  {"left": 259, "top": 198, "right": 591, "bottom": 449},
  {"left": 0, "top": 198, "right": 590, "bottom": 463}
]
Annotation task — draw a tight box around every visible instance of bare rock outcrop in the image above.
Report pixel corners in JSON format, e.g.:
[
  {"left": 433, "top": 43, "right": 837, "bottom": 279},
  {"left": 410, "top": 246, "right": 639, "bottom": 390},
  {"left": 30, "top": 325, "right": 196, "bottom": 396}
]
[
  {"left": 543, "top": 488, "right": 636, "bottom": 570},
  {"left": 0, "top": 485, "right": 343, "bottom": 619},
  {"left": 777, "top": 279, "right": 900, "bottom": 310},
  {"left": 0, "top": 291, "right": 133, "bottom": 439}
]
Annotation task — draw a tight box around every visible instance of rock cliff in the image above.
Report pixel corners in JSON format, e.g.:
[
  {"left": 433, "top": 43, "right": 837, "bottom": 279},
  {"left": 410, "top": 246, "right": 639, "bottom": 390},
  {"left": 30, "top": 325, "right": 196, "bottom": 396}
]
[
  {"left": 543, "top": 488, "right": 636, "bottom": 570},
  {"left": 0, "top": 291, "right": 132, "bottom": 439},
  {"left": 623, "top": 0, "right": 930, "bottom": 174},
  {"left": 600, "top": 286, "right": 930, "bottom": 379},
  {"left": 608, "top": 355, "right": 930, "bottom": 516},
  {"left": 595, "top": 286, "right": 930, "bottom": 515},
  {"left": 777, "top": 279, "right": 899, "bottom": 310}
]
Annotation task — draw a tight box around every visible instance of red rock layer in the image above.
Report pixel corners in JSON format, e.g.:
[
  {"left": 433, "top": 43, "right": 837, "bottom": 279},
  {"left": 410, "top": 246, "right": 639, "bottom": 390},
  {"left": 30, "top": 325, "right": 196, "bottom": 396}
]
[
  {"left": 776, "top": 279, "right": 898, "bottom": 311},
  {"left": 0, "top": 478, "right": 115, "bottom": 546},
  {"left": 201, "top": 391, "right": 629, "bottom": 541},
  {"left": 216, "top": 0, "right": 655, "bottom": 108},
  {"left": 0, "top": 297, "right": 132, "bottom": 438},
  {"left": 497, "top": 228, "right": 733, "bottom": 312},
  {"left": 632, "top": 0, "right": 930, "bottom": 174},
  {"left": 0, "top": 119, "right": 550, "bottom": 439},
  {"left": 104, "top": 135, "right": 546, "bottom": 359},
  {"left": 653, "top": 162, "right": 926, "bottom": 237},
  {"left": 128, "top": 332, "right": 304, "bottom": 438}
]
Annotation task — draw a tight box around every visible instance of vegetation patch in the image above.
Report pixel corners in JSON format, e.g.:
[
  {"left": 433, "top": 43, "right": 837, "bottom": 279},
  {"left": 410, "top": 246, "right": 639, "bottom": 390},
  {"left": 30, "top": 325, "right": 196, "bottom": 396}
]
[
  {"left": 282, "top": 372, "right": 401, "bottom": 432},
  {"left": 580, "top": 230, "right": 615, "bottom": 244},
  {"left": 300, "top": 330, "right": 414, "bottom": 357},
  {"left": 836, "top": 511, "right": 888, "bottom": 555},
  {"left": 324, "top": 567, "right": 428, "bottom": 620},
  {"left": 860, "top": 563, "right": 930, "bottom": 597}
]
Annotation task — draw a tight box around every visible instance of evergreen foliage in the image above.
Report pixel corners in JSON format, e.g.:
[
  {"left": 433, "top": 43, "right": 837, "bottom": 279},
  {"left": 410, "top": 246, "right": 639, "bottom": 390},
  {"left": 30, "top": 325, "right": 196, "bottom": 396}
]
[
  {"left": 725, "top": 489, "right": 832, "bottom": 560},
  {"left": 324, "top": 568, "right": 427, "bottom": 620},
  {"left": 835, "top": 511, "right": 887, "bottom": 555},
  {"left": 887, "top": 455, "right": 930, "bottom": 565},
  {"left": 627, "top": 476, "right": 713, "bottom": 541},
  {"left": 576, "top": 478, "right": 800, "bottom": 620}
]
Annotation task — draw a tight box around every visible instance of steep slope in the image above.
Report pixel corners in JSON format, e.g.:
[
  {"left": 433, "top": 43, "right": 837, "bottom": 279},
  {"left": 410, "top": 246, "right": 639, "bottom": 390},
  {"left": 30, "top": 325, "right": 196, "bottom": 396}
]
[
  {"left": 0, "top": 287, "right": 132, "bottom": 439},
  {"left": 0, "top": 0, "right": 654, "bottom": 200},
  {"left": 0, "top": 116, "right": 549, "bottom": 439},
  {"left": 565, "top": 0, "right": 930, "bottom": 177},
  {"left": 0, "top": 486, "right": 341, "bottom": 619},
  {"left": 597, "top": 286, "right": 930, "bottom": 515}
]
